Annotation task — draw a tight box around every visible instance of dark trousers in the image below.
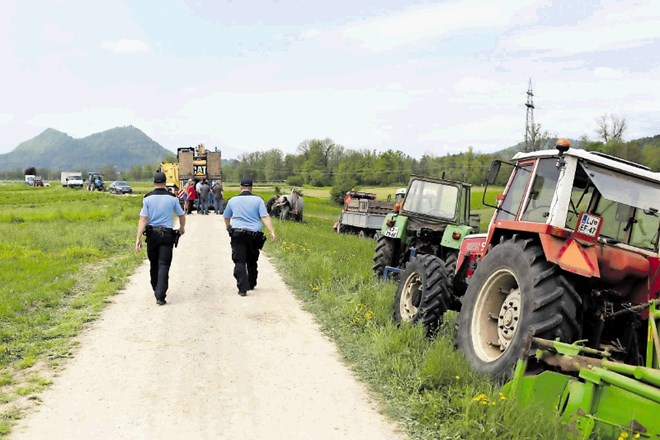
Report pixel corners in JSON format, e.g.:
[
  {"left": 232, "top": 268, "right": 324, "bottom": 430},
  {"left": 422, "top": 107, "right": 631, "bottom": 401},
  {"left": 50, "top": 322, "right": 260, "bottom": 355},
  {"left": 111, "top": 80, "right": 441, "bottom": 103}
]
[
  {"left": 146, "top": 233, "right": 174, "bottom": 301},
  {"left": 230, "top": 233, "right": 261, "bottom": 293}
]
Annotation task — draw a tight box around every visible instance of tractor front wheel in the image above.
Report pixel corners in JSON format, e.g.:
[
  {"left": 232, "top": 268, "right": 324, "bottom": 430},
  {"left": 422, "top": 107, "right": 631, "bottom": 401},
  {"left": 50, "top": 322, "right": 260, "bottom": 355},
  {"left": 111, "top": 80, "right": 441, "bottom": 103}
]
[
  {"left": 373, "top": 236, "right": 396, "bottom": 278},
  {"left": 394, "top": 254, "right": 450, "bottom": 335},
  {"left": 456, "top": 235, "right": 580, "bottom": 379}
]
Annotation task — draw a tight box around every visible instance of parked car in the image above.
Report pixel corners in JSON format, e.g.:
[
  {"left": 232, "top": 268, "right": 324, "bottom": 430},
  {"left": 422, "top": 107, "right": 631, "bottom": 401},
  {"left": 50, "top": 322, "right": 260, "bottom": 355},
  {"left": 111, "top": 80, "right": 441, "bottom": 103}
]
[{"left": 108, "top": 181, "right": 133, "bottom": 194}]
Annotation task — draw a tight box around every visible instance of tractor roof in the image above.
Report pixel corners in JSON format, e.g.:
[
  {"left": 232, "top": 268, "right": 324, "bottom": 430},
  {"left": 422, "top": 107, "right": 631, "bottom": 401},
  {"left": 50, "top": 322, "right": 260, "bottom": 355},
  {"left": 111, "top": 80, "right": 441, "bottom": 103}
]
[{"left": 512, "top": 148, "right": 660, "bottom": 184}]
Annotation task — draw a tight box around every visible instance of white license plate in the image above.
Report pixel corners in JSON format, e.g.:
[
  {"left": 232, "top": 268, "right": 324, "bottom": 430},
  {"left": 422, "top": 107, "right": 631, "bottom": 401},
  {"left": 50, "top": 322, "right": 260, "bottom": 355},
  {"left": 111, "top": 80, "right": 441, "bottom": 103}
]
[
  {"left": 578, "top": 213, "right": 600, "bottom": 237},
  {"left": 384, "top": 226, "right": 398, "bottom": 238}
]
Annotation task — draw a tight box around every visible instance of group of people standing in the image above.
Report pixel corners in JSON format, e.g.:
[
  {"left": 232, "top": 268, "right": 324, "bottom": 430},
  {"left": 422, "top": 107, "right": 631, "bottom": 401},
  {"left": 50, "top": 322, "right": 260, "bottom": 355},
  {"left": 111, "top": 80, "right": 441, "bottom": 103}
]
[
  {"left": 177, "top": 179, "right": 224, "bottom": 215},
  {"left": 136, "top": 173, "right": 276, "bottom": 305}
]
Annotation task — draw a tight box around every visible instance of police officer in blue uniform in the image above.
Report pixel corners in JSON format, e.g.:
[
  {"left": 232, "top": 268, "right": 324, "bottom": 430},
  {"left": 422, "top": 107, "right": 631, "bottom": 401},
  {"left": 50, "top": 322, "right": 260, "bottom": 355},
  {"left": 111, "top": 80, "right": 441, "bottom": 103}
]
[
  {"left": 135, "top": 172, "right": 186, "bottom": 305},
  {"left": 223, "top": 178, "right": 276, "bottom": 296}
]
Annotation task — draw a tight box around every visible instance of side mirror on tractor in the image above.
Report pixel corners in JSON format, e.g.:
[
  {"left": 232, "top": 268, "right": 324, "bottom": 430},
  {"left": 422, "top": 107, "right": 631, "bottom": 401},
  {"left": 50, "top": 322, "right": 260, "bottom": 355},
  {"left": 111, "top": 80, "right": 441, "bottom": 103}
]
[
  {"left": 482, "top": 160, "right": 503, "bottom": 210},
  {"left": 486, "top": 160, "right": 501, "bottom": 185}
]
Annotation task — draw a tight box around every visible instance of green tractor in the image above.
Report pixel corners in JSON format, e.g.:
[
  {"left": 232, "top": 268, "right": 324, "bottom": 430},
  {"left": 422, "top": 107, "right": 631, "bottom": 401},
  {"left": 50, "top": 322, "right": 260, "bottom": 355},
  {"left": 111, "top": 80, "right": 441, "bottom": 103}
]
[{"left": 372, "top": 175, "right": 480, "bottom": 332}]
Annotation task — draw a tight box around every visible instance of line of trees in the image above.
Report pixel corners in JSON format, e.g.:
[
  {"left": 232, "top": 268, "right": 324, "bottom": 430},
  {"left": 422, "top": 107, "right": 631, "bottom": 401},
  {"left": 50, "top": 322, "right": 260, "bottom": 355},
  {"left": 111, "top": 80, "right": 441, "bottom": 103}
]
[
  {"left": 8, "top": 114, "right": 659, "bottom": 197},
  {"left": 1, "top": 163, "right": 167, "bottom": 183}
]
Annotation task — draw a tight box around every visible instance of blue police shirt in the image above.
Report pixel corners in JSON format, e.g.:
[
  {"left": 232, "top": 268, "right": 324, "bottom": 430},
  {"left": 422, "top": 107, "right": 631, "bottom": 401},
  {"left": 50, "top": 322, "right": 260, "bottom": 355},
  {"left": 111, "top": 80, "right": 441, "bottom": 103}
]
[
  {"left": 140, "top": 189, "right": 184, "bottom": 228},
  {"left": 223, "top": 193, "right": 268, "bottom": 232}
]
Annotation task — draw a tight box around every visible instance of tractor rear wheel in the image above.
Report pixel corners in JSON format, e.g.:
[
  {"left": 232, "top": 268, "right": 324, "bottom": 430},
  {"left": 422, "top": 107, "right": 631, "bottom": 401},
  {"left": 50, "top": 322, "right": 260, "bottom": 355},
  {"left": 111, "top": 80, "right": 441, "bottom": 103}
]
[
  {"left": 373, "top": 236, "right": 396, "bottom": 278},
  {"left": 394, "top": 254, "right": 450, "bottom": 335},
  {"left": 457, "top": 235, "right": 580, "bottom": 378}
]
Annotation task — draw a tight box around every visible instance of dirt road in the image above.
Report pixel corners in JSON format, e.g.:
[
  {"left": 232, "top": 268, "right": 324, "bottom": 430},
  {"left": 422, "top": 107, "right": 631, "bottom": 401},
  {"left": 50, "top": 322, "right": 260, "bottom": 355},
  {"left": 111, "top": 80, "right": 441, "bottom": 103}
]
[{"left": 11, "top": 213, "right": 405, "bottom": 440}]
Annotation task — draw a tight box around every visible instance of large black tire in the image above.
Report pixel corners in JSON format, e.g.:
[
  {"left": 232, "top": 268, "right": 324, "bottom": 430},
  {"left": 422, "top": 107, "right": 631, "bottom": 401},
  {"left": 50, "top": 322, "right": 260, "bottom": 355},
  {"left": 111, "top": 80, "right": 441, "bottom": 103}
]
[
  {"left": 373, "top": 236, "right": 396, "bottom": 278},
  {"left": 394, "top": 254, "right": 451, "bottom": 335},
  {"left": 443, "top": 252, "right": 457, "bottom": 292},
  {"left": 456, "top": 235, "right": 581, "bottom": 378}
]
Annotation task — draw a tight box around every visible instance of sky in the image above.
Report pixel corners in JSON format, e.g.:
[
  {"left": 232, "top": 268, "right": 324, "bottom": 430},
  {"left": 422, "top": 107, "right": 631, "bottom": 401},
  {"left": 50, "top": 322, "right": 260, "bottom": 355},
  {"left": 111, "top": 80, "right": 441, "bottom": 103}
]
[{"left": 1, "top": 0, "right": 659, "bottom": 159}]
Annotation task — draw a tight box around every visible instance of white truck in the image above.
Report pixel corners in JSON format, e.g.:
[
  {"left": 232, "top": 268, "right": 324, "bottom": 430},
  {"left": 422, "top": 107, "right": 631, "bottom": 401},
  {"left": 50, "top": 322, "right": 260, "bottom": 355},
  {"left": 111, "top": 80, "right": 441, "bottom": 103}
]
[{"left": 61, "top": 172, "right": 84, "bottom": 188}]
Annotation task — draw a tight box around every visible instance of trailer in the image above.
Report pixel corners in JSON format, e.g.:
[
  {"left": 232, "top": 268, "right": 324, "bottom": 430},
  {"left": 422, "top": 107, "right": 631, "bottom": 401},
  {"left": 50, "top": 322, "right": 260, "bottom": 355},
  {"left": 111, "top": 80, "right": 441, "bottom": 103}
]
[{"left": 336, "top": 189, "right": 405, "bottom": 238}]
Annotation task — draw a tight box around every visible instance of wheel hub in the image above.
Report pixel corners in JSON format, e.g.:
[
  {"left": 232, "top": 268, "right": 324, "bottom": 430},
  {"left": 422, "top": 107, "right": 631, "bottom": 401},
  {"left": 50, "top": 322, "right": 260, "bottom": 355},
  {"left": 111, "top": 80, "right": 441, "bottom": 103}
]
[
  {"left": 496, "top": 288, "right": 520, "bottom": 351},
  {"left": 400, "top": 274, "right": 422, "bottom": 320}
]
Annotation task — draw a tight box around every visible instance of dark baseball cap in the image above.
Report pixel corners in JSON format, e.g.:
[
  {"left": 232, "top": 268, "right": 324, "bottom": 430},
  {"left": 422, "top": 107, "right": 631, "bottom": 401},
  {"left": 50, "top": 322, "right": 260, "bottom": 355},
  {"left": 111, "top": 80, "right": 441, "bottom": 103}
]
[
  {"left": 240, "top": 177, "right": 253, "bottom": 186},
  {"left": 154, "top": 172, "right": 167, "bottom": 183}
]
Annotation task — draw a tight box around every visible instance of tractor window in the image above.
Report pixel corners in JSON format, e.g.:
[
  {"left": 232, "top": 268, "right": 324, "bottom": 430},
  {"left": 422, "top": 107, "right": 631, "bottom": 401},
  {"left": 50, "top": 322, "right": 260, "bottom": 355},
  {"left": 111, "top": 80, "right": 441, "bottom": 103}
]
[
  {"left": 582, "top": 163, "right": 659, "bottom": 212},
  {"left": 597, "top": 200, "right": 633, "bottom": 243},
  {"left": 565, "top": 166, "right": 595, "bottom": 230},
  {"left": 521, "top": 158, "right": 560, "bottom": 223},
  {"left": 496, "top": 162, "right": 533, "bottom": 221},
  {"left": 630, "top": 209, "right": 660, "bottom": 250},
  {"left": 402, "top": 180, "right": 459, "bottom": 219},
  {"left": 579, "top": 162, "right": 660, "bottom": 251}
]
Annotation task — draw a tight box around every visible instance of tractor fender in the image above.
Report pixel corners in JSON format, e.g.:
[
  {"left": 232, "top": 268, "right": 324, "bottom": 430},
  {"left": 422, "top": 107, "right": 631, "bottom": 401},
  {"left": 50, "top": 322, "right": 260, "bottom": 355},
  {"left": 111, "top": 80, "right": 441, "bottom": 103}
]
[
  {"left": 456, "top": 233, "right": 487, "bottom": 278},
  {"left": 539, "top": 234, "right": 600, "bottom": 278},
  {"left": 441, "top": 224, "right": 475, "bottom": 250},
  {"left": 380, "top": 213, "right": 408, "bottom": 240}
]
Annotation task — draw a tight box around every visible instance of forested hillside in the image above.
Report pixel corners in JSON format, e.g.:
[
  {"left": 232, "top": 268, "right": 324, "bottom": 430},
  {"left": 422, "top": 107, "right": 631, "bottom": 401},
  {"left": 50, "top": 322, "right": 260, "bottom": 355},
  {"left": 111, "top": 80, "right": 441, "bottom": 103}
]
[{"left": 0, "top": 126, "right": 173, "bottom": 176}]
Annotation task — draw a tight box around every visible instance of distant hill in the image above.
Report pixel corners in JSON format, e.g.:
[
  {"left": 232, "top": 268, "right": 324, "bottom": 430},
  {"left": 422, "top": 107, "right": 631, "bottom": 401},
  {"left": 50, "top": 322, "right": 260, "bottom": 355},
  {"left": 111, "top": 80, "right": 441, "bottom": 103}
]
[{"left": 0, "top": 126, "right": 174, "bottom": 171}]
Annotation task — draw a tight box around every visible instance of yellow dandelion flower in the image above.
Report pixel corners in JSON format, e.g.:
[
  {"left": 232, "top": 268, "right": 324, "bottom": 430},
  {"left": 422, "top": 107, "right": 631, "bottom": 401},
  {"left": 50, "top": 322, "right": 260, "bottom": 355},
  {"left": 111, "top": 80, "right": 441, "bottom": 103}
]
[
  {"left": 499, "top": 392, "right": 507, "bottom": 400},
  {"left": 472, "top": 393, "right": 487, "bottom": 402},
  {"left": 634, "top": 434, "right": 640, "bottom": 439},
  {"left": 455, "top": 376, "right": 460, "bottom": 380}
]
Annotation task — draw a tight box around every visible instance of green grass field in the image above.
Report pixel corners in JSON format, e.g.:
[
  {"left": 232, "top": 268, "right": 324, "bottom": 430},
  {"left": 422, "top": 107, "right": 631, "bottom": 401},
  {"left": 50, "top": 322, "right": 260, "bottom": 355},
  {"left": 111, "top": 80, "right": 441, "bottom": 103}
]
[{"left": 0, "top": 182, "right": 570, "bottom": 439}]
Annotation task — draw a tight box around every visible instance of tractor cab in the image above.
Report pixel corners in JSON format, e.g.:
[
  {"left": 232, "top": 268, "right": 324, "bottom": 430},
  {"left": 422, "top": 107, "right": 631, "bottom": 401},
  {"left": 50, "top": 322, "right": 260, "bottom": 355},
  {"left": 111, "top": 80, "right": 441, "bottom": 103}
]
[
  {"left": 484, "top": 147, "right": 660, "bottom": 252},
  {"left": 485, "top": 144, "right": 660, "bottom": 300}
]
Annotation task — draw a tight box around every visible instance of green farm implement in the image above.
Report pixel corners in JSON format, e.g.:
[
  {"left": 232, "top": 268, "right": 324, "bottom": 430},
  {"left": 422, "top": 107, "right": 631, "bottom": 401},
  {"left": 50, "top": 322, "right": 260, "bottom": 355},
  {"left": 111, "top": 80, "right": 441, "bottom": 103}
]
[{"left": 503, "top": 300, "right": 660, "bottom": 438}]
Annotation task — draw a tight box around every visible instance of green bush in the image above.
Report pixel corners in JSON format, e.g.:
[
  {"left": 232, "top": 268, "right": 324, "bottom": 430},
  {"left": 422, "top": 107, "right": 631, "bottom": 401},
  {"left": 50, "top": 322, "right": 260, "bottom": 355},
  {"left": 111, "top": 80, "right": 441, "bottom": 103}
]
[{"left": 286, "top": 175, "right": 304, "bottom": 187}]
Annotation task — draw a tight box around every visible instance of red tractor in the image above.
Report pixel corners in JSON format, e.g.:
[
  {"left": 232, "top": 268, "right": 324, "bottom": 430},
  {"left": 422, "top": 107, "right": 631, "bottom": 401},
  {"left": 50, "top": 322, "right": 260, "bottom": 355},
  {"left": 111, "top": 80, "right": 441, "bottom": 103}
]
[{"left": 453, "top": 140, "right": 660, "bottom": 378}]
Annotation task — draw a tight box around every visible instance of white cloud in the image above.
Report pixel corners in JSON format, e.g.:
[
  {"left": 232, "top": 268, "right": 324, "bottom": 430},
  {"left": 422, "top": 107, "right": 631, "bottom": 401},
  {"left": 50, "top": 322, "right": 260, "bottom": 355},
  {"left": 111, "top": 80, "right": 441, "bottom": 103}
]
[
  {"left": 100, "top": 38, "right": 150, "bottom": 54},
  {"left": 419, "top": 114, "right": 521, "bottom": 151},
  {"left": 339, "top": 0, "right": 533, "bottom": 51},
  {"left": 300, "top": 28, "right": 321, "bottom": 39},
  {"left": 593, "top": 67, "right": 624, "bottom": 79},
  {"left": 158, "top": 88, "right": 414, "bottom": 153},
  {"left": 501, "top": 2, "right": 660, "bottom": 57},
  {"left": 454, "top": 77, "right": 501, "bottom": 95},
  {"left": 0, "top": 113, "right": 13, "bottom": 124}
]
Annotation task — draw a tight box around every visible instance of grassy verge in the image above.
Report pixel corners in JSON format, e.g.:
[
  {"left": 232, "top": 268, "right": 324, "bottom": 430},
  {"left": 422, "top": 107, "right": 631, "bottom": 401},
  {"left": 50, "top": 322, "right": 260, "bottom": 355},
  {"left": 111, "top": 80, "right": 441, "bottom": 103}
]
[
  {"left": 0, "top": 185, "right": 145, "bottom": 435},
  {"left": 263, "top": 191, "right": 570, "bottom": 439}
]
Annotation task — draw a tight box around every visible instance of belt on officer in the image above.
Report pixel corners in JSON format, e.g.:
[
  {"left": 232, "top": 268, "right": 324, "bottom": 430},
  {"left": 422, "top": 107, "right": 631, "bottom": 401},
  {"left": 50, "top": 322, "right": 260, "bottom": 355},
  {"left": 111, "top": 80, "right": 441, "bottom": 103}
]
[
  {"left": 149, "top": 226, "right": 173, "bottom": 232},
  {"left": 232, "top": 228, "right": 263, "bottom": 237},
  {"left": 145, "top": 225, "right": 174, "bottom": 236}
]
